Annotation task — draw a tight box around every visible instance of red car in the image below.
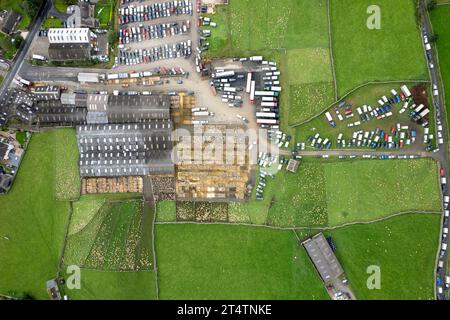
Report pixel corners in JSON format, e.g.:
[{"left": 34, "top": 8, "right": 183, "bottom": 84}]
[{"left": 441, "top": 168, "right": 445, "bottom": 177}]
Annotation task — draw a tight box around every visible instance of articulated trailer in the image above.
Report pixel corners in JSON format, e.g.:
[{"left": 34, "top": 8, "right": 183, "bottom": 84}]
[
  {"left": 246, "top": 72, "right": 252, "bottom": 93},
  {"left": 257, "top": 118, "right": 279, "bottom": 125},
  {"left": 214, "top": 70, "right": 235, "bottom": 78},
  {"left": 262, "top": 97, "right": 277, "bottom": 102},
  {"left": 261, "top": 102, "right": 278, "bottom": 108},
  {"left": 255, "top": 91, "right": 279, "bottom": 97},
  {"left": 256, "top": 112, "right": 278, "bottom": 119},
  {"left": 325, "top": 112, "right": 336, "bottom": 127},
  {"left": 250, "top": 80, "right": 256, "bottom": 103}
]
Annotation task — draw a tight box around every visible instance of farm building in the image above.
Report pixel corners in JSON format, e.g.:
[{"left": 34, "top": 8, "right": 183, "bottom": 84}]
[
  {"left": 287, "top": 159, "right": 300, "bottom": 173},
  {"left": 48, "top": 43, "right": 92, "bottom": 61},
  {"left": 76, "top": 120, "right": 174, "bottom": 177},
  {"left": 66, "top": 2, "right": 100, "bottom": 28},
  {"left": 32, "top": 85, "right": 61, "bottom": 101},
  {"left": 303, "top": 233, "right": 344, "bottom": 283},
  {"left": 35, "top": 100, "right": 87, "bottom": 125},
  {"left": 106, "top": 95, "right": 171, "bottom": 122}
]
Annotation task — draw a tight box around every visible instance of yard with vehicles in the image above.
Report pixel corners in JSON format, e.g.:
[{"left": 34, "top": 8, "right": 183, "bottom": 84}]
[
  {"left": 295, "top": 82, "right": 435, "bottom": 151},
  {"left": 324, "top": 213, "right": 440, "bottom": 300},
  {"left": 63, "top": 196, "right": 153, "bottom": 272},
  {"left": 156, "top": 224, "right": 328, "bottom": 300},
  {"left": 0, "top": 131, "right": 71, "bottom": 299},
  {"left": 330, "top": 0, "right": 428, "bottom": 97},
  {"left": 431, "top": 4, "right": 450, "bottom": 136}
]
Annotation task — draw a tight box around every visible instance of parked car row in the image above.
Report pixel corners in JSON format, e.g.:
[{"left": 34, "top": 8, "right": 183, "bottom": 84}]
[
  {"left": 117, "top": 41, "right": 192, "bottom": 65},
  {"left": 119, "top": 1, "right": 193, "bottom": 25},
  {"left": 119, "top": 20, "right": 191, "bottom": 44}
]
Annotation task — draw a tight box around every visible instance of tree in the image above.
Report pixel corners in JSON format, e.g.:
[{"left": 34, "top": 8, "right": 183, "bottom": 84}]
[
  {"left": 429, "top": 33, "right": 439, "bottom": 43},
  {"left": 427, "top": 0, "right": 437, "bottom": 11}
]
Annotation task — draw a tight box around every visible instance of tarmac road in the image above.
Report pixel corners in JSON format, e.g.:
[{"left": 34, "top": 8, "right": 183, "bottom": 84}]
[{"left": 419, "top": 0, "right": 449, "bottom": 300}]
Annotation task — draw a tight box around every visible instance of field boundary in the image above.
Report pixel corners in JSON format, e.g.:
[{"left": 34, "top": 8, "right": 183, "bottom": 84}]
[
  {"left": 155, "top": 210, "right": 441, "bottom": 231},
  {"left": 150, "top": 201, "right": 160, "bottom": 300},
  {"left": 326, "top": 0, "right": 338, "bottom": 101},
  {"left": 289, "top": 79, "right": 431, "bottom": 128}
]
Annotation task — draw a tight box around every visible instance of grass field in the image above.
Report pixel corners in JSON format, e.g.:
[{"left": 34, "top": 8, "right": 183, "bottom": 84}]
[
  {"left": 63, "top": 269, "right": 157, "bottom": 300},
  {"left": 0, "top": 33, "right": 18, "bottom": 60},
  {"left": 326, "top": 213, "right": 440, "bottom": 299},
  {"left": 330, "top": 0, "right": 428, "bottom": 97},
  {"left": 54, "top": 129, "right": 80, "bottom": 201},
  {"left": 232, "top": 157, "right": 440, "bottom": 228},
  {"left": 63, "top": 196, "right": 153, "bottom": 272},
  {"left": 156, "top": 224, "right": 328, "bottom": 300},
  {"left": 431, "top": 5, "right": 450, "bottom": 136},
  {"left": 155, "top": 201, "right": 176, "bottom": 222},
  {"left": 0, "top": 131, "right": 70, "bottom": 299},
  {"left": 325, "top": 158, "right": 441, "bottom": 225}
]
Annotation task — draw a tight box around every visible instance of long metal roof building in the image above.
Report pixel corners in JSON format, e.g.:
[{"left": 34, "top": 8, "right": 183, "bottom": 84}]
[{"left": 303, "top": 233, "right": 344, "bottom": 283}]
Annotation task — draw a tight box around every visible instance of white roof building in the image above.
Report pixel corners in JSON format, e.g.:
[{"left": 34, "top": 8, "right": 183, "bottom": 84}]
[{"left": 48, "top": 28, "right": 93, "bottom": 44}]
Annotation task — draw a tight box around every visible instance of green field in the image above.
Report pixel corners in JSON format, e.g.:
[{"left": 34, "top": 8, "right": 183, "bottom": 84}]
[
  {"left": 155, "top": 201, "right": 176, "bottom": 222},
  {"left": 156, "top": 224, "right": 328, "bottom": 300},
  {"left": 431, "top": 5, "right": 450, "bottom": 136},
  {"left": 232, "top": 157, "right": 440, "bottom": 228},
  {"left": 63, "top": 196, "right": 153, "bottom": 272},
  {"left": 326, "top": 213, "right": 440, "bottom": 299},
  {"left": 0, "top": 131, "right": 71, "bottom": 299},
  {"left": 63, "top": 269, "right": 157, "bottom": 300},
  {"left": 295, "top": 82, "right": 432, "bottom": 149},
  {"left": 325, "top": 158, "right": 441, "bottom": 225},
  {"left": 330, "top": 0, "right": 428, "bottom": 96},
  {"left": 54, "top": 129, "right": 80, "bottom": 201}
]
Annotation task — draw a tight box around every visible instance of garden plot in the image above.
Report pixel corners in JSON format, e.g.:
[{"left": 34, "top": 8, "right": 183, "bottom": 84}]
[
  {"left": 64, "top": 199, "right": 153, "bottom": 272},
  {"left": 0, "top": 131, "right": 71, "bottom": 299},
  {"left": 330, "top": 0, "right": 427, "bottom": 96}
]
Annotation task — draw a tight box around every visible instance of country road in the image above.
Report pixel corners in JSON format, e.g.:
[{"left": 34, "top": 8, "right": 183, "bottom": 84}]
[{"left": 0, "top": 0, "right": 51, "bottom": 102}]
